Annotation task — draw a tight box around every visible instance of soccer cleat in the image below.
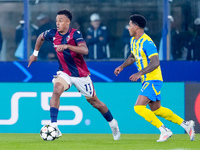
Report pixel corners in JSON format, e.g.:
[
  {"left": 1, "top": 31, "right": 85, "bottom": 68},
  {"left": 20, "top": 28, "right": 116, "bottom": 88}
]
[
  {"left": 157, "top": 127, "right": 173, "bottom": 142},
  {"left": 185, "top": 120, "right": 195, "bottom": 141},
  {"left": 55, "top": 126, "right": 62, "bottom": 138},
  {"left": 51, "top": 123, "right": 62, "bottom": 139},
  {"left": 109, "top": 119, "right": 121, "bottom": 140}
]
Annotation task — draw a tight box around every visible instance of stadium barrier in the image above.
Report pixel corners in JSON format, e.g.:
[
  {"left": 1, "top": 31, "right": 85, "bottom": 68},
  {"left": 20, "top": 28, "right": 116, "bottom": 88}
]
[
  {"left": 0, "top": 82, "right": 185, "bottom": 134},
  {"left": 0, "top": 61, "right": 200, "bottom": 82},
  {"left": 185, "top": 83, "right": 200, "bottom": 133}
]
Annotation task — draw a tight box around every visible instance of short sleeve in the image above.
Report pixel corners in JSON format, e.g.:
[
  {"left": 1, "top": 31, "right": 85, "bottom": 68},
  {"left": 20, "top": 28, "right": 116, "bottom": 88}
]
[
  {"left": 143, "top": 40, "right": 158, "bottom": 58},
  {"left": 43, "top": 29, "right": 56, "bottom": 42},
  {"left": 130, "top": 37, "right": 134, "bottom": 54},
  {"left": 73, "top": 30, "right": 86, "bottom": 45}
]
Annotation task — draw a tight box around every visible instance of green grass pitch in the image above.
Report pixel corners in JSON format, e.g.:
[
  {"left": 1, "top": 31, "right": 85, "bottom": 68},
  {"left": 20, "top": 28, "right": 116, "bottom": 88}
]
[{"left": 0, "top": 134, "right": 199, "bottom": 150}]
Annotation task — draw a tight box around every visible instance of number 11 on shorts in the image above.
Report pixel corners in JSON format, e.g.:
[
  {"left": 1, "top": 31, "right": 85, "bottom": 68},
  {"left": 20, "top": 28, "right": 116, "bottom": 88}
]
[{"left": 84, "top": 83, "right": 91, "bottom": 92}]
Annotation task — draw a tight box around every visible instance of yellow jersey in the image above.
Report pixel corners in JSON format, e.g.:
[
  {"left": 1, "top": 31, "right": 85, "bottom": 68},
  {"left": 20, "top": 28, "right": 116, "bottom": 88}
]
[{"left": 130, "top": 33, "right": 163, "bottom": 83}]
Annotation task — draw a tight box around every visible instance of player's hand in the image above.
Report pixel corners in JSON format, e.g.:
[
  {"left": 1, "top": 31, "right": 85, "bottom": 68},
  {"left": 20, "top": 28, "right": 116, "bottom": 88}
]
[
  {"left": 129, "top": 72, "right": 142, "bottom": 81},
  {"left": 56, "top": 44, "right": 68, "bottom": 52},
  {"left": 28, "top": 55, "right": 37, "bottom": 67},
  {"left": 114, "top": 66, "right": 123, "bottom": 76}
]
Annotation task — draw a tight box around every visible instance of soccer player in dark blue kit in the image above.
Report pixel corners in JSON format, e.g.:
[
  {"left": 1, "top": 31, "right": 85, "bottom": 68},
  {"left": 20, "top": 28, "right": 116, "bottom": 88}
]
[{"left": 28, "top": 9, "right": 120, "bottom": 140}]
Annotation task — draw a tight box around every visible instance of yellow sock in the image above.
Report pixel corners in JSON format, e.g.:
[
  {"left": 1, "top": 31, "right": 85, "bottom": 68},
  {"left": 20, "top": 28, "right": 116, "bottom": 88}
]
[
  {"left": 153, "top": 106, "right": 183, "bottom": 125},
  {"left": 134, "top": 105, "right": 163, "bottom": 128}
]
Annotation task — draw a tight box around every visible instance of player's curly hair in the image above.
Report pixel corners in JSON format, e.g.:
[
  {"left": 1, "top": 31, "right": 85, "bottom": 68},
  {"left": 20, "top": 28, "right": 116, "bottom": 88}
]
[
  {"left": 57, "top": 9, "right": 72, "bottom": 21},
  {"left": 129, "top": 14, "right": 146, "bottom": 28}
]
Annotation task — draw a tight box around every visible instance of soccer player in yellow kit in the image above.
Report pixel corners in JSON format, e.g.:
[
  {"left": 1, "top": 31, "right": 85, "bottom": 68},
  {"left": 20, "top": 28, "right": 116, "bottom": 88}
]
[{"left": 114, "top": 14, "right": 195, "bottom": 142}]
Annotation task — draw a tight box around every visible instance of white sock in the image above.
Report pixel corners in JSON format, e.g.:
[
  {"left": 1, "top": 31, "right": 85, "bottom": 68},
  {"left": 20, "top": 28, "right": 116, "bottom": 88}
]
[
  {"left": 108, "top": 119, "right": 116, "bottom": 127},
  {"left": 51, "top": 122, "right": 57, "bottom": 127},
  {"left": 180, "top": 121, "right": 188, "bottom": 130},
  {"left": 159, "top": 124, "right": 167, "bottom": 133}
]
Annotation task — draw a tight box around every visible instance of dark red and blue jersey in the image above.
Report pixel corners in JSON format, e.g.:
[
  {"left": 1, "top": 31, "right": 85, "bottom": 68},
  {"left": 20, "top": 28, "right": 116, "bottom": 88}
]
[{"left": 43, "top": 28, "right": 90, "bottom": 77}]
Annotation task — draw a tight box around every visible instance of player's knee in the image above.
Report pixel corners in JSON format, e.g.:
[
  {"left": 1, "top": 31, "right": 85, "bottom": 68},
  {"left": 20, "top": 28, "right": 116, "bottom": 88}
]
[
  {"left": 153, "top": 107, "right": 162, "bottom": 116},
  {"left": 91, "top": 101, "right": 101, "bottom": 109},
  {"left": 53, "top": 83, "right": 64, "bottom": 96},
  {"left": 98, "top": 102, "right": 106, "bottom": 110},
  {"left": 53, "top": 76, "right": 69, "bottom": 91},
  {"left": 153, "top": 106, "right": 173, "bottom": 117},
  {"left": 87, "top": 98, "right": 104, "bottom": 110},
  {"left": 134, "top": 105, "right": 145, "bottom": 115},
  {"left": 87, "top": 98, "right": 96, "bottom": 108},
  {"left": 134, "top": 105, "right": 139, "bottom": 114}
]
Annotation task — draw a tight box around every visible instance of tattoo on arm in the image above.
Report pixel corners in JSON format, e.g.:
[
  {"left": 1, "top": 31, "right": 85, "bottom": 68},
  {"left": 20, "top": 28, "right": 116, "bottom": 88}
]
[
  {"left": 140, "top": 55, "right": 160, "bottom": 75},
  {"left": 121, "top": 54, "right": 136, "bottom": 68}
]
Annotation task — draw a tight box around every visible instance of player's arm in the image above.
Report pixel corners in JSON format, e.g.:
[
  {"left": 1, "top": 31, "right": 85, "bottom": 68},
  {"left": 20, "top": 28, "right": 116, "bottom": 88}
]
[
  {"left": 34, "top": 33, "right": 45, "bottom": 51},
  {"left": 28, "top": 33, "right": 45, "bottom": 67},
  {"left": 114, "top": 53, "right": 136, "bottom": 76},
  {"left": 140, "top": 54, "right": 160, "bottom": 75},
  {"left": 129, "top": 54, "right": 160, "bottom": 81},
  {"left": 56, "top": 43, "right": 88, "bottom": 55}
]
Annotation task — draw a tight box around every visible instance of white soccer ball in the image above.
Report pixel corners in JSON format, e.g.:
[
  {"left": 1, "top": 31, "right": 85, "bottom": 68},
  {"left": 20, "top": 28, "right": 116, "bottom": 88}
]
[{"left": 40, "top": 125, "right": 57, "bottom": 141}]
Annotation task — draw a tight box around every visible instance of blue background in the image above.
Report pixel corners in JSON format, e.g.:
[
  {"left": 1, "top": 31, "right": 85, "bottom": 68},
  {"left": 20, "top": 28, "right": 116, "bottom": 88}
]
[
  {"left": 0, "top": 82, "right": 184, "bottom": 134},
  {"left": 0, "top": 61, "right": 199, "bottom": 82}
]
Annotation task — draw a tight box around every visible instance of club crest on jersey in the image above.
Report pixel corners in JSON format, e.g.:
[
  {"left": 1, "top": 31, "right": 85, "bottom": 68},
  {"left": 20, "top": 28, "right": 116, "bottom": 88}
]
[{"left": 66, "top": 35, "right": 70, "bottom": 42}]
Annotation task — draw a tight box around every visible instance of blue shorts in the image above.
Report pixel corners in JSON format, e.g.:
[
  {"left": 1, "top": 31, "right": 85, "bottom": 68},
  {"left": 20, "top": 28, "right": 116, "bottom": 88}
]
[{"left": 139, "top": 80, "right": 162, "bottom": 101}]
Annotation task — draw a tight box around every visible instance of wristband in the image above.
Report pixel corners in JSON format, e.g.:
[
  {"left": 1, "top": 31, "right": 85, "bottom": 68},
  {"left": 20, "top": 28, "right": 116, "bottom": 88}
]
[{"left": 33, "top": 50, "right": 39, "bottom": 56}]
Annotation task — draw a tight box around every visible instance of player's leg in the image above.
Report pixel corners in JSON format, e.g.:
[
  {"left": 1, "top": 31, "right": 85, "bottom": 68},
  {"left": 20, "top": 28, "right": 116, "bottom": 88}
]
[
  {"left": 149, "top": 101, "right": 183, "bottom": 125},
  {"left": 50, "top": 72, "right": 71, "bottom": 138},
  {"left": 86, "top": 95, "right": 108, "bottom": 114},
  {"left": 73, "top": 75, "right": 120, "bottom": 140},
  {"left": 181, "top": 120, "right": 195, "bottom": 141},
  {"left": 50, "top": 81, "right": 65, "bottom": 121},
  {"left": 134, "top": 95, "right": 172, "bottom": 142},
  {"left": 150, "top": 101, "right": 195, "bottom": 141},
  {"left": 134, "top": 81, "right": 172, "bottom": 142},
  {"left": 86, "top": 95, "right": 120, "bottom": 140},
  {"left": 134, "top": 95, "right": 163, "bottom": 129}
]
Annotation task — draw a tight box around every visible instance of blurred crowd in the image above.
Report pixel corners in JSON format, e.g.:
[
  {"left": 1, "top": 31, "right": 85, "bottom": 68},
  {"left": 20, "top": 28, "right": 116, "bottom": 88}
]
[
  {"left": 1, "top": 12, "right": 200, "bottom": 61},
  {"left": 170, "top": 17, "right": 200, "bottom": 61},
  {"left": 0, "top": 0, "right": 199, "bottom": 61}
]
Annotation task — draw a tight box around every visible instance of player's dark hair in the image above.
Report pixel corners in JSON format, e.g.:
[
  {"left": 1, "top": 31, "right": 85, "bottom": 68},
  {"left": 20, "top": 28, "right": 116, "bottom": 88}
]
[
  {"left": 57, "top": 9, "right": 72, "bottom": 21},
  {"left": 129, "top": 14, "right": 146, "bottom": 28}
]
